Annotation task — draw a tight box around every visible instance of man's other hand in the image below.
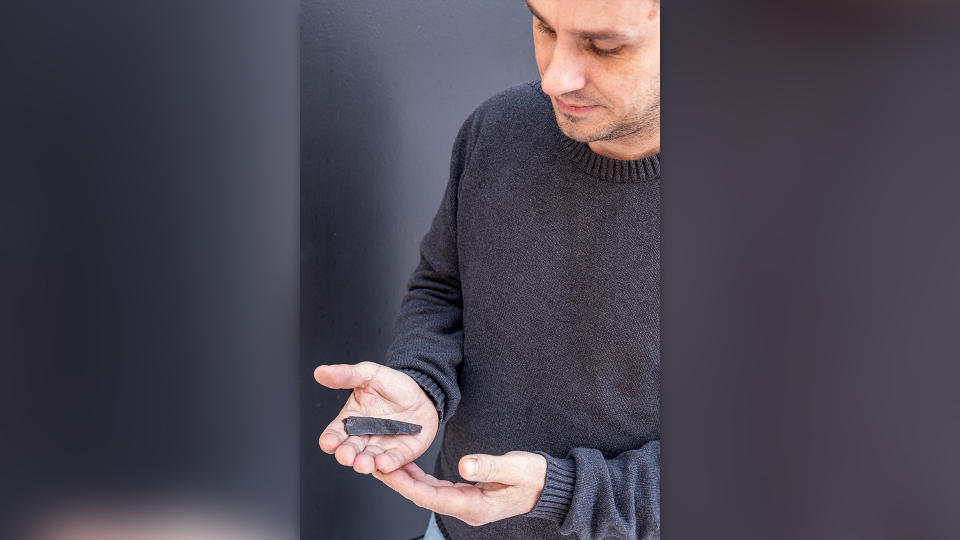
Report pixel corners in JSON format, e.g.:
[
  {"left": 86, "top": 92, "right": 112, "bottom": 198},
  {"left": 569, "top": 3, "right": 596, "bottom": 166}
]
[
  {"left": 314, "top": 362, "right": 439, "bottom": 475},
  {"left": 373, "top": 451, "right": 548, "bottom": 527}
]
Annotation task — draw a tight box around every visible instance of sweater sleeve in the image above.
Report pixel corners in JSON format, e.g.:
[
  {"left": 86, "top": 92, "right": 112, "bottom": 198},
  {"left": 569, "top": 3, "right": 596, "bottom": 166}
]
[
  {"left": 527, "top": 440, "right": 661, "bottom": 540},
  {"left": 382, "top": 113, "right": 478, "bottom": 425}
]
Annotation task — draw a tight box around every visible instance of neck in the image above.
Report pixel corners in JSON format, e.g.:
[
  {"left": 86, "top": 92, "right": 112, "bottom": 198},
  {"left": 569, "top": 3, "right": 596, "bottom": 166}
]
[{"left": 588, "top": 128, "right": 660, "bottom": 160}]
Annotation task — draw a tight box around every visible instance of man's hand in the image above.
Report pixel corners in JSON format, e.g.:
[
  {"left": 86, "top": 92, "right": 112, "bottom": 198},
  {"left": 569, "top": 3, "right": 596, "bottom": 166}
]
[
  {"left": 314, "top": 362, "right": 439, "bottom": 474},
  {"left": 373, "top": 451, "right": 547, "bottom": 527}
]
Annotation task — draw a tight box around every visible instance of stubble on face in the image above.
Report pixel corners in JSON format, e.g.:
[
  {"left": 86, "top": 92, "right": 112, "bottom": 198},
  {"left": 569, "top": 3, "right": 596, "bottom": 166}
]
[{"left": 553, "top": 78, "right": 660, "bottom": 145}]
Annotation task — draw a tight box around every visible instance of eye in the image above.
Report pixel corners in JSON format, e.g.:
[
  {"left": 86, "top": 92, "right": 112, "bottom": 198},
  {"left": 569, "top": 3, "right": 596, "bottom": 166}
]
[
  {"left": 589, "top": 42, "right": 624, "bottom": 56},
  {"left": 535, "top": 21, "right": 556, "bottom": 36}
]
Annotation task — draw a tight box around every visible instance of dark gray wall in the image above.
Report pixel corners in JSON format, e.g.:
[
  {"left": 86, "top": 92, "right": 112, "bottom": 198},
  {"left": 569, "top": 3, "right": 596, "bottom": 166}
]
[{"left": 300, "top": 2, "right": 538, "bottom": 538}]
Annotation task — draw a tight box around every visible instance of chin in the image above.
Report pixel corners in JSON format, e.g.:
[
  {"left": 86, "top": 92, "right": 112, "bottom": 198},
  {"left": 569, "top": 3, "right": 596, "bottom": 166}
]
[
  {"left": 554, "top": 111, "right": 607, "bottom": 144},
  {"left": 558, "top": 121, "right": 600, "bottom": 144}
]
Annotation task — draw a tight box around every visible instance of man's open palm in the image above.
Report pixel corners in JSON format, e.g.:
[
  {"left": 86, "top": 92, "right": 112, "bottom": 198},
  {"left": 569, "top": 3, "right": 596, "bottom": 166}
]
[{"left": 314, "top": 362, "right": 439, "bottom": 475}]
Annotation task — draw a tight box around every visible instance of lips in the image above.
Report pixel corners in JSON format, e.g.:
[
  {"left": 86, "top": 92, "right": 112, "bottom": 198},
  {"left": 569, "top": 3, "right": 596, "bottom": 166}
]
[{"left": 555, "top": 97, "right": 598, "bottom": 115}]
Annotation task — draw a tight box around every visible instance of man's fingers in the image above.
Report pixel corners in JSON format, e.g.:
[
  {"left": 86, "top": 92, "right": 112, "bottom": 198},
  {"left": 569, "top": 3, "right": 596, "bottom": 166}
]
[
  {"left": 459, "top": 452, "right": 528, "bottom": 485},
  {"left": 354, "top": 444, "right": 386, "bottom": 475},
  {"left": 400, "top": 462, "right": 428, "bottom": 480},
  {"left": 401, "top": 462, "right": 455, "bottom": 487},
  {"left": 376, "top": 466, "right": 478, "bottom": 515},
  {"left": 374, "top": 448, "right": 407, "bottom": 473},
  {"left": 353, "top": 452, "right": 377, "bottom": 475},
  {"left": 318, "top": 411, "right": 353, "bottom": 453},
  {"left": 318, "top": 428, "right": 346, "bottom": 454},
  {"left": 334, "top": 436, "right": 366, "bottom": 467},
  {"left": 314, "top": 362, "right": 380, "bottom": 389}
]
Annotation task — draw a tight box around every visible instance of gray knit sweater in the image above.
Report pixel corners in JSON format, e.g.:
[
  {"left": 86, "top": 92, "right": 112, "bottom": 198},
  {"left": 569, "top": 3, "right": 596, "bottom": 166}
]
[{"left": 385, "top": 81, "right": 660, "bottom": 540}]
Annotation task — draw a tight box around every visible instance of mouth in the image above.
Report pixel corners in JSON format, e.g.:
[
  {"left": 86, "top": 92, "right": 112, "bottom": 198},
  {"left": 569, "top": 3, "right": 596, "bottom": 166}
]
[{"left": 554, "top": 97, "right": 599, "bottom": 116}]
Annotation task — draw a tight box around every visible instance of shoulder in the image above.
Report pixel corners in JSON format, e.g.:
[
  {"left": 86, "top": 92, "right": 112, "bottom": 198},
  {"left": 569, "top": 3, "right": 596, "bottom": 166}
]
[
  {"left": 474, "top": 80, "right": 551, "bottom": 123},
  {"left": 447, "top": 81, "right": 559, "bottom": 191},
  {"left": 462, "top": 80, "right": 554, "bottom": 143}
]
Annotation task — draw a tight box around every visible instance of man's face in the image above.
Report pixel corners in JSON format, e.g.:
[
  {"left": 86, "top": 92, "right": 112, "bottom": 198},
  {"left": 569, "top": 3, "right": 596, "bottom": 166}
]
[{"left": 528, "top": 0, "right": 660, "bottom": 145}]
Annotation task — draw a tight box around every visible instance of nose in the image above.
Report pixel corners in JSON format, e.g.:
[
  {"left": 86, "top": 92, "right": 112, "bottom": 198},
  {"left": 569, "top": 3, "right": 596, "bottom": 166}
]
[{"left": 540, "top": 39, "right": 587, "bottom": 98}]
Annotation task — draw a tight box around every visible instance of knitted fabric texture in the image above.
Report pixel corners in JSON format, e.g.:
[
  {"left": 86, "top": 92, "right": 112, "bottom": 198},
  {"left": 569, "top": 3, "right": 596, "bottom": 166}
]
[{"left": 386, "top": 81, "right": 660, "bottom": 540}]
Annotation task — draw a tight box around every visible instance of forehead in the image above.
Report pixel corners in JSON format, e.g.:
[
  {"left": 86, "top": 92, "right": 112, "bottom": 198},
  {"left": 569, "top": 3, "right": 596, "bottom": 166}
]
[{"left": 526, "top": 0, "right": 647, "bottom": 38}]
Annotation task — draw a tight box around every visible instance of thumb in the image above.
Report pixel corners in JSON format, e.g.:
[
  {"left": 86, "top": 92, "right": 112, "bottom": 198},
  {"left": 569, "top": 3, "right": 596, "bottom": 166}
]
[
  {"left": 314, "top": 361, "right": 380, "bottom": 389},
  {"left": 459, "top": 452, "right": 530, "bottom": 485}
]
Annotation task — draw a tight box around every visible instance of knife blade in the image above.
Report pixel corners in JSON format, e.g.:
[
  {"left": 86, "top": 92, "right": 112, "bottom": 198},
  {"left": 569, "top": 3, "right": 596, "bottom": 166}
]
[{"left": 342, "top": 416, "right": 422, "bottom": 436}]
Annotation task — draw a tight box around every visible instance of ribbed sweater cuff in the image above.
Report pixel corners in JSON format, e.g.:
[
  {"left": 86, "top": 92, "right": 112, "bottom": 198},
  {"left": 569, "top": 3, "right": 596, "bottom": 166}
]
[
  {"left": 526, "top": 451, "right": 576, "bottom": 523},
  {"left": 397, "top": 368, "right": 447, "bottom": 424}
]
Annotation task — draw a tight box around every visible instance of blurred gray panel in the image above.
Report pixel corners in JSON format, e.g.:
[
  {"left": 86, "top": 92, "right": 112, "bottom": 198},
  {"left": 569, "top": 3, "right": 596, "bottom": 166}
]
[{"left": 1, "top": 1, "right": 300, "bottom": 537}]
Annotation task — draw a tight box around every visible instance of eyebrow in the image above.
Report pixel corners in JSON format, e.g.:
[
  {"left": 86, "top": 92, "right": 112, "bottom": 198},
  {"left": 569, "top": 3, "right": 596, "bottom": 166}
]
[{"left": 525, "top": 0, "right": 632, "bottom": 41}]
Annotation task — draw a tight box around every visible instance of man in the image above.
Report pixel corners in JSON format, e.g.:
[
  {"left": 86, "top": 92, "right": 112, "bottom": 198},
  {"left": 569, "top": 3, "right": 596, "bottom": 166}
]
[{"left": 315, "top": 0, "right": 660, "bottom": 538}]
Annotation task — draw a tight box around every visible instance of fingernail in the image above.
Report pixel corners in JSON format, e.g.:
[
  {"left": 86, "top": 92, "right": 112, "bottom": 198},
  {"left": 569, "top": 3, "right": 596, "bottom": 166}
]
[{"left": 464, "top": 457, "right": 478, "bottom": 476}]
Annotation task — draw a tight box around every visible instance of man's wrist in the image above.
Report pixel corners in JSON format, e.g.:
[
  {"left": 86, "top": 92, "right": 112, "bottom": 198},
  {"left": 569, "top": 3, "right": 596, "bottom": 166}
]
[
  {"left": 525, "top": 452, "right": 549, "bottom": 513},
  {"left": 525, "top": 451, "right": 576, "bottom": 523},
  {"left": 396, "top": 367, "right": 446, "bottom": 423}
]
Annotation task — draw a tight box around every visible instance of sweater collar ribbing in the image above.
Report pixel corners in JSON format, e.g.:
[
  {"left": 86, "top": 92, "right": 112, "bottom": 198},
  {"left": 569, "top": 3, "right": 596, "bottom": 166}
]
[{"left": 560, "top": 136, "right": 661, "bottom": 183}]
